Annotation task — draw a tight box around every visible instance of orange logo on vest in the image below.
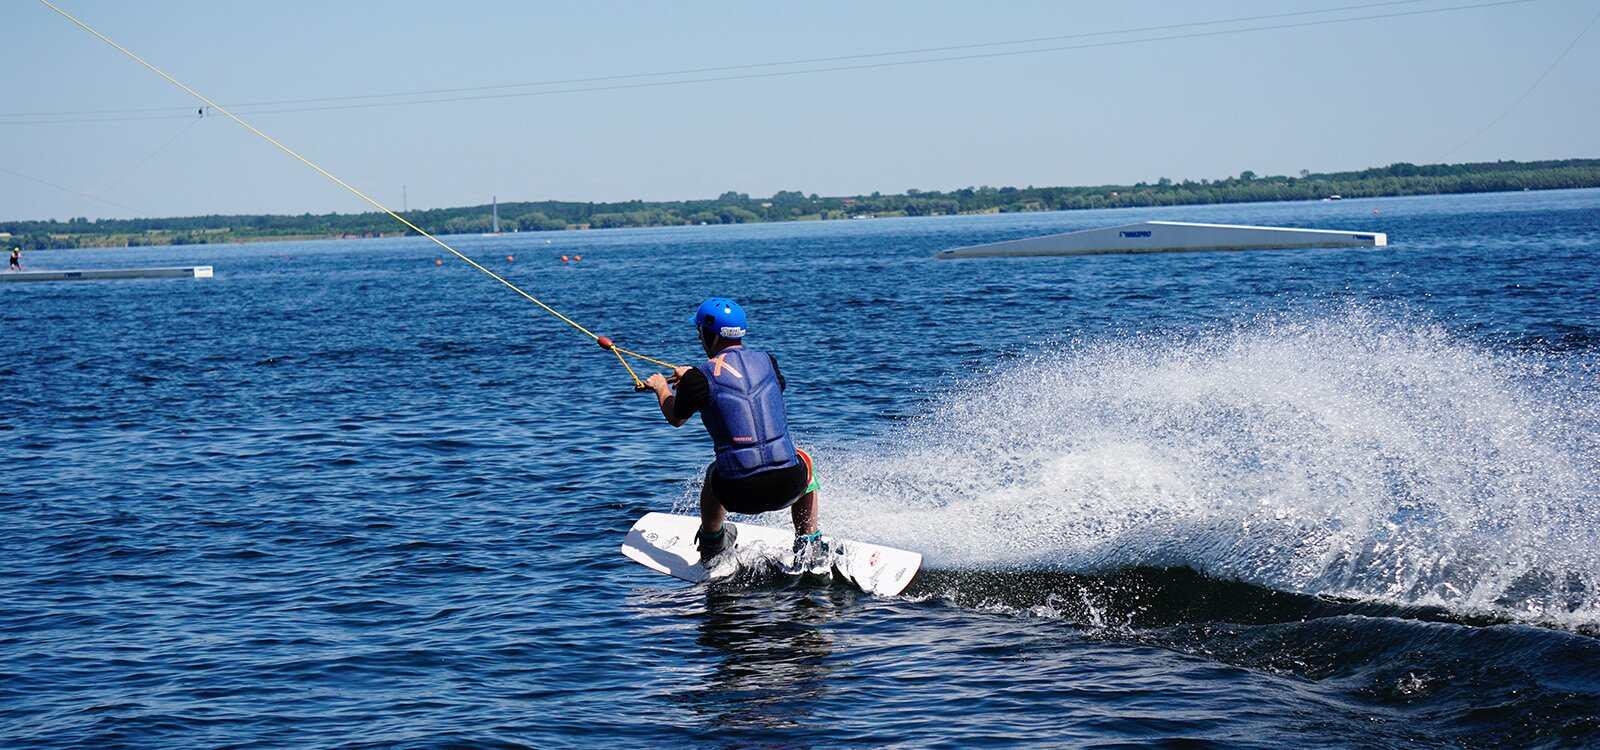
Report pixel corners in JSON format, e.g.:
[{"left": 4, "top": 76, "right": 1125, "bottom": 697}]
[{"left": 708, "top": 354, "right": 743, "bottom": 378}]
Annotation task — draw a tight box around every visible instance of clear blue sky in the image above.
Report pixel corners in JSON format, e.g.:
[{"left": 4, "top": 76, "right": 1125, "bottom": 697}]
[{"left": 3, "top": 0, "right": 1596, "bottom": 221}]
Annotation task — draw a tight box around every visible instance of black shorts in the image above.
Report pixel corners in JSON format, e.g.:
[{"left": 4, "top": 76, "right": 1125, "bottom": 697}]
[{"left": 705, "top": 448, "right": 818, "bottom": 515}]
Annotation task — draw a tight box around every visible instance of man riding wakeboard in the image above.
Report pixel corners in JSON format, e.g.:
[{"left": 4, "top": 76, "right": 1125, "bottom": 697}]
[{"left": 643, "top": 297, "right": 823, "bottom": 565}]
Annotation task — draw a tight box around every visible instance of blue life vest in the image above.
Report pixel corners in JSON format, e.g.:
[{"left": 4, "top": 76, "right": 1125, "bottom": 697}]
[{"left": 695, "top": 346, "right": 799, "bottom": 479}]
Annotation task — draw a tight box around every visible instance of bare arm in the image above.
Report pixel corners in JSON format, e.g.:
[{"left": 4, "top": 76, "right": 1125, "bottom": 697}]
[{"left": 645, "top": 367, "right": 694, "bottom": 427}]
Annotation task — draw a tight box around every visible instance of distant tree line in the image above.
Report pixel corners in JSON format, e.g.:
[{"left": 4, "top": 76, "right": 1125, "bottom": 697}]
[{"left": 6, "top": 158, "right": 1598, "bottom": 249}]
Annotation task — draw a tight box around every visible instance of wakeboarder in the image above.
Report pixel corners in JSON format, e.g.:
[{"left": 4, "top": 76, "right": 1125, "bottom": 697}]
[{"left": 643, "top": 298, "right": 823, "bottom": 564}]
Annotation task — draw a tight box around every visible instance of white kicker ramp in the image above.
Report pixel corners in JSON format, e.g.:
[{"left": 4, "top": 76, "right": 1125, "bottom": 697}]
[
  {"left": 2, "top": 266, "right": 213, "bottom": 282},
  {"left": 621, "top": 512, "right": 921, "bottom": 596},
  {"left": 935, "top": 221, "right": 1386, "bottom": 258}
]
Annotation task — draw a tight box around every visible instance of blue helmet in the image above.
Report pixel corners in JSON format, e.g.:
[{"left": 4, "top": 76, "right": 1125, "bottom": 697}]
[{"left": 694, "top": 297, "right": 746, "bottom": 339}]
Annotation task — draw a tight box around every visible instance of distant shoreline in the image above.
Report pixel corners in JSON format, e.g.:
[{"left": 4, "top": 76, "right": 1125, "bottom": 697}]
[{"left": 6, "top": 157, "right": 1597, "bottom": 251}]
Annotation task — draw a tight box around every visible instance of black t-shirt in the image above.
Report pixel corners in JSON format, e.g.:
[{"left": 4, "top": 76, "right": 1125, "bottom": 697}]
[{"left": 671, "top": 350, "right": 785, "bottom": 422}]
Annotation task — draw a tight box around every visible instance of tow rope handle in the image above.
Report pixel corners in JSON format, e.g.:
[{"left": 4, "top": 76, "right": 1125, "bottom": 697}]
[
  {"left": 597, "top": 336, "right": 681, "bottom": 393},
  {"left": 631, "top": 372, "right": 683, "bottom": 393}
]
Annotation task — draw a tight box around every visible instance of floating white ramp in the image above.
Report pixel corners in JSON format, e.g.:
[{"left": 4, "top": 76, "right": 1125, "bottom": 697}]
[
  {"left": 3, "top": 266, "right": 213, "bottom": 283},
  {"left": 935, "top": 221, "right": 1386, "bottom": 259}
]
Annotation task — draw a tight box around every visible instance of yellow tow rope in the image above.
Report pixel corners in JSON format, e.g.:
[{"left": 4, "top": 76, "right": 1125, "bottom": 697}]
[{"left": 39, "top": 0, "right": 674, "bottom": 388}]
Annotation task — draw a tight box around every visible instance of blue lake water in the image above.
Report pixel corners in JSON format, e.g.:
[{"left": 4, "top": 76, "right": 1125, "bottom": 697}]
[{"left": 4, "top": 188, "right": 1600, "bottom": 748}]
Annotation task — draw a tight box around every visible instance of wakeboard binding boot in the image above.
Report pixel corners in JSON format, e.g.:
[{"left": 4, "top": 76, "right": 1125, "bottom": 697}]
[
  {"left": 791, "top": 530, "right": 832, "bottom": 573},
  {"left": 695, "top": 523, "right": 738, "bottom": 562}
]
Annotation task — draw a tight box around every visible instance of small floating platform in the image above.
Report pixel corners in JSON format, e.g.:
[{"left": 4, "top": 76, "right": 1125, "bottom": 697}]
[
  {"left": 3, "top": 266, "right": 213, "bottom": 283},
  {"left": 935, "top": 221, "right": 1386, "bottom": 259}
]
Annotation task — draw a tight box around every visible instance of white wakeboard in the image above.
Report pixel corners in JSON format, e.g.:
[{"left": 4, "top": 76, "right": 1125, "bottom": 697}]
[{"left": 621, "top": 512, "right": 922, "bottom": 596}]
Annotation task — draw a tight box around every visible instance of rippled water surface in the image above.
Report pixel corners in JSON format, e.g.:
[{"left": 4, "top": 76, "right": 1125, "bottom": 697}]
[{"left": 5, "top": 189, "right": 1600, "bottom": 748}]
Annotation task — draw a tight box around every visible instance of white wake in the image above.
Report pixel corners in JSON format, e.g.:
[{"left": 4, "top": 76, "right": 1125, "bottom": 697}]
[{"left": 818, "top": 309, "right": 1600, "bottom": 626}]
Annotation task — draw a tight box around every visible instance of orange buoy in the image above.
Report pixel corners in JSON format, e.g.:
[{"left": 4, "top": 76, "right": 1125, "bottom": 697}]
[
  {"left": 573, "top": 255, "right": 582, "bottom": 261},
  {"left": 435, "top": 259, "right": 443, "bottom": 265},
  {"left": 507, "top": 255, "right": 515, "bottom": 262},
  {"left": 561, "top": 255, "right": 569, "bottom": 262}
]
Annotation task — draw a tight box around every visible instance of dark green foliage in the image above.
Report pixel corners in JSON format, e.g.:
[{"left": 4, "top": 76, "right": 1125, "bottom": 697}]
[{"left": 5, "top": 158, "right": 1598, "bottom": 249}]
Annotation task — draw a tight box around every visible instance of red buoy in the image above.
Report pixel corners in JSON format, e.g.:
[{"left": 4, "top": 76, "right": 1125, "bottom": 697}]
[{"left": 597, "top": 336, "right": 614, "bottom": 350}]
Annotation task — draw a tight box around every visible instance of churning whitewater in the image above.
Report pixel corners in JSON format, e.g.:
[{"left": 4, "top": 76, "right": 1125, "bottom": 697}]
[{"left": 816, "top": 309, "right": 1600, "bottom": 628}]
